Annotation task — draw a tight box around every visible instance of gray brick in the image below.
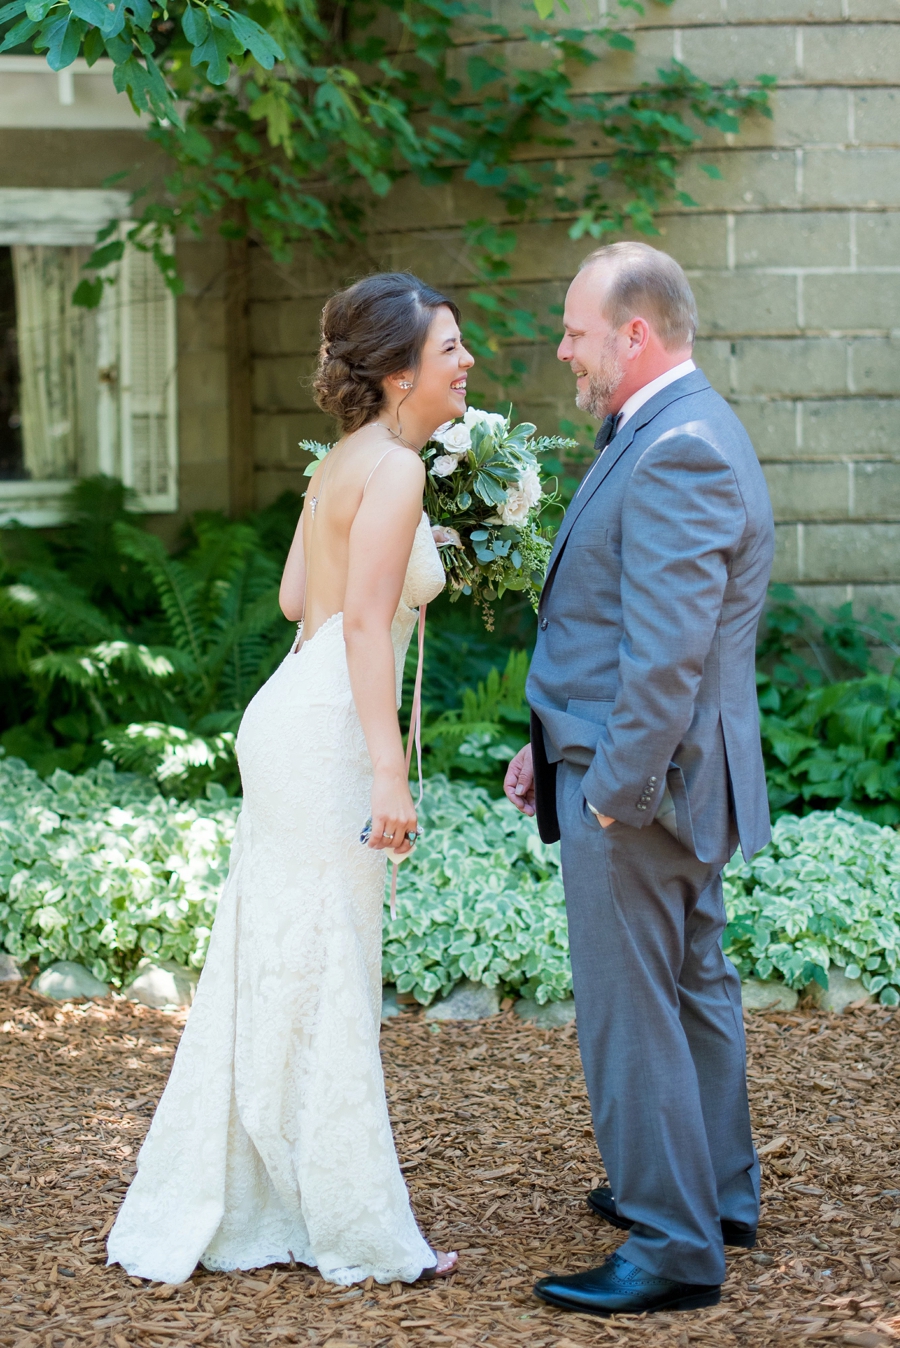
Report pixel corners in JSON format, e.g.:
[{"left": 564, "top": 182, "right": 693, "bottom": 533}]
[
  {"left": 567, "top": 30, "right": 678, "bottom": 96},
  {"left": 802, "top": 24, "right": 900, "bottom": 84},
  {"left": 179, "top": 459, "right": 230, "bottom": 517},
  {"left": 763, "top": 461, "right": 851, "bottom": 520},
  {"left": 252, "top": 356, "right": 317, "bottom": 412},
  {"left": 730, "top": 397, "right": 798, "bottom": 459},
  {"left": 804, "top": 399, "right": 900, "bottom": 456},
  {"left": 847, "top": 0, "right": 900, "bottom": 20},
  {"left": 844, "top": 583, "right": 900, "bottom": 619},
  {"left": 802, "top": 149, "right": 900, "bottom": 210},
  {"left": 250, "top": 300, "right": 322, "bottom": 358},
  {"left": 734, "top": 211, "right": 850, "bottom": 269},
  {"left": 253, "top": 411, "right": 321, "bottom": 467},
  {"left": 678, "top": 150, "right": 799, "bottom": 212},
  {"left": 249, "top": 246, "right": 355, "bottom": 301},
  {"left": 690, "top": 272, "right": 798, "bottom": 336},
  {"left": 654, "top": 215, "right": 728, "bottom": 270},
  {"left": 852, "top": 461, "right": 900, "bottom": 518},
  {"left": 853, "top": 90, "right": 900, "bottom": 148},
  {"left": 802, "top": 522, "right": 900, "bottom": 581},
  {"left": 732, "top": 338, "right": 848, "bottom": 396},
  {"left": 177, "top": 296, "right": 226, "bottom": 358},
  {"left": 772, "top": 522, "right": 800, "bottom": 582},
  {"left": 727, "top": 0, "right": 842, "bottom": 18},
  {"left": 693, "top": 340, "right": 733, "bottom": 396},
  {"left": 727, "top": 88, "right": 849, "bottom": 151},
  {"left": 856, "top": 211, "right": 900, "bottom": 267},
  {"left": 178, "top": 402, "right": 229, "bottom": 467},
  {"left": 255, "top": 467, "right": 312, "bottom": 512},
  {"left": 850, "top": 339, "right": 900, "bottom": 395},
  {"left": 803, "top": 274, "right": 900, "bottom": 331},
  {"left": 679, "top": 25, "right": 799, "bottom": 85}
]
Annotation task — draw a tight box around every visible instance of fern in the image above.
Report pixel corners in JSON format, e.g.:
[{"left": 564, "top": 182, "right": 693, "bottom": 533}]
[{"left": 422, "top": 649, "right": 531, "bottom": 790}]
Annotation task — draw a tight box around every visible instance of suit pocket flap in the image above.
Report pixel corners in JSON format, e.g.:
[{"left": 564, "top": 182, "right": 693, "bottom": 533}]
[{"left": 566, "top": 697, "right": 615, "bottom": 724}]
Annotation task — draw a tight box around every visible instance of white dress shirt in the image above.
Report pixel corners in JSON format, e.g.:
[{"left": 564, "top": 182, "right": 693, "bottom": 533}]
[{"left": 585, "top": 357, "right": 695, "bottom": 830}]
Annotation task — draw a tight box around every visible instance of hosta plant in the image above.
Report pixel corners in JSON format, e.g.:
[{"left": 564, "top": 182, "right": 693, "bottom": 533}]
[{"left": 723, "top": 809, "right": 900, "bottom": 1005}]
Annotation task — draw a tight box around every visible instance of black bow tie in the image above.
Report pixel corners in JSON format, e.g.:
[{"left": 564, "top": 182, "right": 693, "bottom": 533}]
[{"left": 594, "top": 413, "right": 619, "bottom": 453}]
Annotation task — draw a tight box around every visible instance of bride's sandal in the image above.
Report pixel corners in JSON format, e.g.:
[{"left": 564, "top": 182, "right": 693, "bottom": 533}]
[{"left": 418, "top": 1250, "right": 458, "bottom": 1280}]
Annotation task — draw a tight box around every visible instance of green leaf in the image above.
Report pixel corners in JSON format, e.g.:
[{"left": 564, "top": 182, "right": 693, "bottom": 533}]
[
  {"left": 224, "top": 8, "right": 284, "bottom": 69},
  {"left": 190, "top": 11, "right": 242, "bottom": 84},
  {"left": 0, "top": 0, "right": 26, "bottom": 20},
  {"left": 82, "top": 22, "right": 104, "bottom": 63},
  {"left": 24, "top": 0, "right": 53, "bottom": 18},
  {"left": 607, "top": 31, "right": 635, "bottom": 50},
  {"left": 700, "top": 163, "right": 724, "bottom": 180},
  {"left": 181, "top": 2, "right": 209, "bottom": 46},
  {"left": 83, "top": 239, "right": 124, "bottom": 270},
  {"left": 0, "top": 14, "right": 38, "bottom": 51},
  {"left": 532, "top": 0, "right": 554, "bottom": 15},
  {"left": 72, "top": 277, "right": 105, "bottom": 308},
  {"left": 41, "top": 12, "right": 86, "bottom": 70},
  {"left": 466, "top": 55, "right": 505, "bottom": 91}
]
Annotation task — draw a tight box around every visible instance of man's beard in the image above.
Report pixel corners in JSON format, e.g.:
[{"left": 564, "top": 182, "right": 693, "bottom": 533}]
[{"left": 574, "top": 339, "right": 624, "bottom": 418}]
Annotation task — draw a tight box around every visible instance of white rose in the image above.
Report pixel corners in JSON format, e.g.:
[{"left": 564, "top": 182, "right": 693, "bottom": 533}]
[
  {"left": 498, "top": 469, "right": 542, "bottom": 526},
  {"left": 463, "top": 407, "right": 507, "bottom": 436},
  {"left": 433, "top": 422, "right": 471, "bottom": 453},
  {"left": 519, "top": 466, "right": 542, "bottom": 509},
  {"left": 431, "top": 454, "right": 462, "bottom": 477}
]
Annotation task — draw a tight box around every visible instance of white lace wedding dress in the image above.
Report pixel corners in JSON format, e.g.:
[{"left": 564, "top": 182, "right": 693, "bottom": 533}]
[{"left": 107, "top": 512, "right": 445, "bottom": 1287}]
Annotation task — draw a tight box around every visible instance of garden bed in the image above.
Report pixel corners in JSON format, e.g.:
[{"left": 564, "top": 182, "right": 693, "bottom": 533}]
[{"left": 0, "top": 986, "right": 899, "bottom": 1346}]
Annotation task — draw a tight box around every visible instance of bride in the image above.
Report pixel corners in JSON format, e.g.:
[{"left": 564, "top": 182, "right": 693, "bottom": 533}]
[{"left": 107, "top": 272, "right": 473, "bottom": 1287}]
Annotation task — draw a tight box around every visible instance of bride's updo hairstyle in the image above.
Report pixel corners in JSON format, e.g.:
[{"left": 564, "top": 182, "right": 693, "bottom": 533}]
[{"left": 313, "top": 272, "right": 461, "bottom": 434}]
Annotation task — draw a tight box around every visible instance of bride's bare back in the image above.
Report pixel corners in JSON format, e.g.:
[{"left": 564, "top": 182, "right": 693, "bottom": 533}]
[{"left": 279, "top": 424, "right": 425, "bottom": 646}]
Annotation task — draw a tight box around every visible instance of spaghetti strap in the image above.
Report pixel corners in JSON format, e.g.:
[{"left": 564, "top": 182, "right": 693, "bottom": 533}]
[{"left": 363, "top": 447, "right": 405, "bottom": 494}]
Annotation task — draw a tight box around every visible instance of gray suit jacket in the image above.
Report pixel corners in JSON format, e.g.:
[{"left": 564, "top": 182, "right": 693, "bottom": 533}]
[{"left": 526, "top": 369, "right": 775, "bottom": 867}]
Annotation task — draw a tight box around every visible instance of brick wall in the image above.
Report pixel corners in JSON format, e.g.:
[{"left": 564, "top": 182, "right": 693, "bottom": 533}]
[{"left": 249, "top": 0, "right": 900, "bottom": 613}]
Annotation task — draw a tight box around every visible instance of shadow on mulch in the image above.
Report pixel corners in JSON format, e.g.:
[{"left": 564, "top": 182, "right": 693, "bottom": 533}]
[{"left": 0, "top": 986, "right": 899, "bottom": 1347}]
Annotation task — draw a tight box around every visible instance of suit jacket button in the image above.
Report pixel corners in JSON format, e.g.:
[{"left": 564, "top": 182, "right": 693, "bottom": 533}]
[
  {"left": 540, "top": 618, "right": 548, "bottom": 630},
  {"left": 649, "top": 776, "right": 657, "bottom": 784}
]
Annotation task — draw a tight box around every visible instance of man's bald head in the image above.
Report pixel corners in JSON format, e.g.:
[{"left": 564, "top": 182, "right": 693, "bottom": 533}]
[{"left": 579, "top": 242, "right": 698, "bottom": 352}]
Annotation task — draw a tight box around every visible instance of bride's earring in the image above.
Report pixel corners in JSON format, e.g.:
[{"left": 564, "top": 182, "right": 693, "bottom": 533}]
[{"left": 398, "top": 381, "right": 412, "bottom": 389}]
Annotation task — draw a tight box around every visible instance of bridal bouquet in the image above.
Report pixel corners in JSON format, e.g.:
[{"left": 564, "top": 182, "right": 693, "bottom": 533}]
[
  {"left": 301, "top": 406, "right": 574, "bottom": 627},
  {"left": 422, "top": 407, "right": 573, "bottom": 624}
]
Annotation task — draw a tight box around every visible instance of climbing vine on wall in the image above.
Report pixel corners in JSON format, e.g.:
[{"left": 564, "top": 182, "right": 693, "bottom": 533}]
[{"left": 4, "top": 0, "right": 772, "bottom": 393}]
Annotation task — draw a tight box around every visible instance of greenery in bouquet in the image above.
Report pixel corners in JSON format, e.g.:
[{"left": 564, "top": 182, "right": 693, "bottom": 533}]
[
  {"left": 423, "top": 408, "right": 573, "bottom": 626},
  {"left": 301, "top": 407, "right": 574, "bottom": 629}
]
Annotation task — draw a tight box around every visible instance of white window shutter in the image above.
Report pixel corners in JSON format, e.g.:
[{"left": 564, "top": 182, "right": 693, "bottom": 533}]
[{"left": 118, "top": 237, "right": 178, "bottom": 511}]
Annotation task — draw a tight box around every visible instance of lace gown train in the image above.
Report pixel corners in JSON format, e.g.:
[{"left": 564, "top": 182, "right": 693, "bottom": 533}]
[{"left": 107, "top": 513, "right": 445, "bottom": 1287}]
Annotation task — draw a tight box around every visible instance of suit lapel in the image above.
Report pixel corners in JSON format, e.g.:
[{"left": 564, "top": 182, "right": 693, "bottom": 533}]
[{"left": 542, "top": 369, "right": 710, "bottom": 596}]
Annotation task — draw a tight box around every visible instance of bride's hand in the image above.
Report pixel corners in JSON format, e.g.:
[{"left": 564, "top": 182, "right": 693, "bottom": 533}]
[{"left": 369, "top": 769, "right": 417, "bottom": 855}]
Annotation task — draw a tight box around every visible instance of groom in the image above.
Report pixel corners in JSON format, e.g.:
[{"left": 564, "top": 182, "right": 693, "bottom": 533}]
[{"left": 504, "top": 242, "right": 774, "bottom": 1316}]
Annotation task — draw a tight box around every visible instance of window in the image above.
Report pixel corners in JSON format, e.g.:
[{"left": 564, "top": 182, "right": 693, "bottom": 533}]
[{"left": 0, "top": 189, "right": 178, "bottom": 523}]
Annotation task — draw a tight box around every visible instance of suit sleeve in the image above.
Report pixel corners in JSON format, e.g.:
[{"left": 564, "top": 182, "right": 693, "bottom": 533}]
[{"left": 581, "top": 430, "right": 746, "bottom": 827}]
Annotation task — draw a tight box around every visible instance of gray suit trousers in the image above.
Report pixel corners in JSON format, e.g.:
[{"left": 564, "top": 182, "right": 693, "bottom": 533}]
[{"left": 556, "top": 760, "right": 760, "bottom": 1285}]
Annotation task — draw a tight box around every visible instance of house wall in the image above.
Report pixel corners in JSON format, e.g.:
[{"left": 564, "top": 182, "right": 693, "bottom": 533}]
[
  {"left": 0, "top": 15, "right": 898, "bottom": 609},
  {"left": 248, "top": 0, "right": 900, "bottom": 614}
]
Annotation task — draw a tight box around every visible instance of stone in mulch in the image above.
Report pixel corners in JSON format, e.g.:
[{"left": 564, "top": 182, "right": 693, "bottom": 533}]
[
  {"left": 740, "top": 977, "right": 798, "bottom": 1011},
  {"left": 424, "top": 978, "right": 499, "bottom": 1020},
  {"left": 32, "top": 959, "right": 109, "bottom": 1000},
  {"left": 123, "top": 958, "right": 198, "bottom": 1009},
  {"left": 0, "top": 952, "right": 22, "bottom": 984},
  {"left": 515, "top": 996, "right": 576, "bottom": 1028},
  {"left": 381, "top": 986, "right": 406, "bottom": 1022},
  {"left": 807, "top": 965, "right": 875, "bottom": 1014}
]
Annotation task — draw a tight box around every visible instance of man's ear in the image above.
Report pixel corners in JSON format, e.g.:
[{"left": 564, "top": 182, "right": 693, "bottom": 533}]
[{"left": 625, "top": 317, "right": 651, "bottom": 356}]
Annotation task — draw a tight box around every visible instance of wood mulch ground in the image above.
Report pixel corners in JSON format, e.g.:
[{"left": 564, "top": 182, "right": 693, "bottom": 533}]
[{"left": 1, "top": 986, "right": 899, "bottom": 1348}]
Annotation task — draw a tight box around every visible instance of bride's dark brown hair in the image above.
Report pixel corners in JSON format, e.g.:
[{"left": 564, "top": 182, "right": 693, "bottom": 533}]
[{"left": 313, "top": 272, "right": 461, "bottom": 434}]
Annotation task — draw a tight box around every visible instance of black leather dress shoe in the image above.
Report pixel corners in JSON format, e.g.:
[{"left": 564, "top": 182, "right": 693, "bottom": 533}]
[
  {"left": 534, "top": 1251, "right": 721, "bottom": 1316},
  {"left": 588, "top": 1184, "right": 757, "bottom": 1250}
]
